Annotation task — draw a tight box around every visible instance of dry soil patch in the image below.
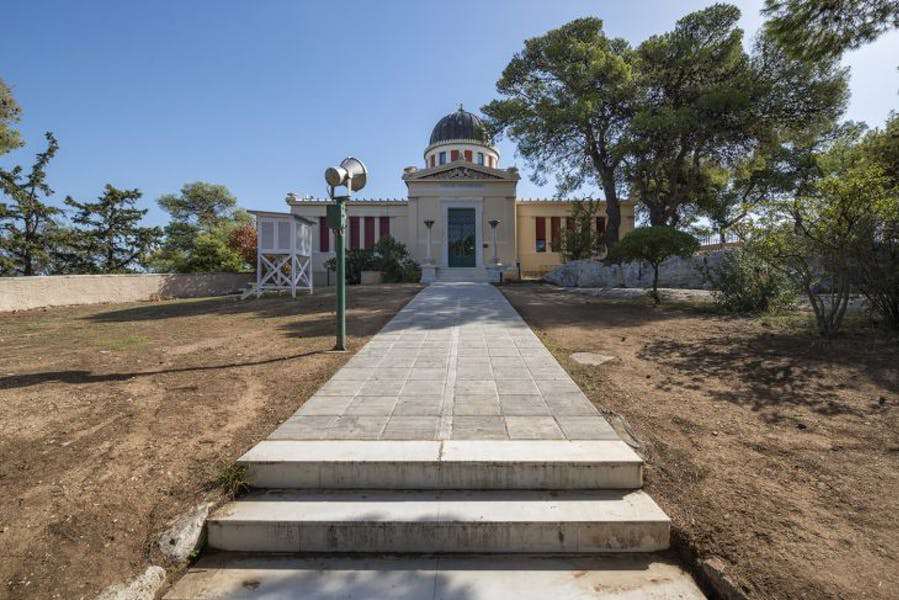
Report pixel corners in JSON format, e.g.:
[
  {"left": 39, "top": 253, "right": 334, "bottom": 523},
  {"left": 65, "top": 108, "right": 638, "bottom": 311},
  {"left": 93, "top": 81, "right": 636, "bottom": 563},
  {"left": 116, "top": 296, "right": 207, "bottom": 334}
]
[
  {"left": 0, "top": 284, "right": 420, "bottom": 599},
  {"left": 502, "top": 283, "right": 898, "bottom": 600}
]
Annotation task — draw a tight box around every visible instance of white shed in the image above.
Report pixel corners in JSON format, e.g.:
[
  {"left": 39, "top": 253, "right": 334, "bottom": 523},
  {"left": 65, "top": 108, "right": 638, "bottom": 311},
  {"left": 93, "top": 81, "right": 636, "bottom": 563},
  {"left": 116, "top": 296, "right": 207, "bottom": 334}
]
[{"left": 248, "top": 210, "right": 314, "bottom": 298}]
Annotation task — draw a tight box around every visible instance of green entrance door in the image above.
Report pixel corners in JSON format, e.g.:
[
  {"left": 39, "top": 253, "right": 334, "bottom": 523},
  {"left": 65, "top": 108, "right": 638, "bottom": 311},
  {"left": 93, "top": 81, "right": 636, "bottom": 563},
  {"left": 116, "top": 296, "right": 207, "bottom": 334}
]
[{"left": 447, "top": 208, "right": 476, "bottom": 267}]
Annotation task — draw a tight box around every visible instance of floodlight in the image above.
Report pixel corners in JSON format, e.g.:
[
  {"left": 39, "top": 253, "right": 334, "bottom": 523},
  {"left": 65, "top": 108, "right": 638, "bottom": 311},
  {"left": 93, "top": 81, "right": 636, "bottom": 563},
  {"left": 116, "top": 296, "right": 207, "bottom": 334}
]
[{"left": 325, "top": 157, "right": 368, "bottom": 192}]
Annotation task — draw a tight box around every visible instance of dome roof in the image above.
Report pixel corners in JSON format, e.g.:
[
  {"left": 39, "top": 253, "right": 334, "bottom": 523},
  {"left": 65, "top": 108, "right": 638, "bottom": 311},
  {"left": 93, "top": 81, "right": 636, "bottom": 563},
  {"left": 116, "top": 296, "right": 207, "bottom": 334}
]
[{"left": 429, "top": 105, "right": 490, "bottom": 145}]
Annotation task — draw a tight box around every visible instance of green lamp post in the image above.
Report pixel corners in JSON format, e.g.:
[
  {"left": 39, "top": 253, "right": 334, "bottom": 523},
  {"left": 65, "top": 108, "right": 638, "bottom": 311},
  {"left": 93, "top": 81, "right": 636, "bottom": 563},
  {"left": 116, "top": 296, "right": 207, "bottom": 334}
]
[{"left": 324, "top": 157, "right": 367, "bottom": 351}]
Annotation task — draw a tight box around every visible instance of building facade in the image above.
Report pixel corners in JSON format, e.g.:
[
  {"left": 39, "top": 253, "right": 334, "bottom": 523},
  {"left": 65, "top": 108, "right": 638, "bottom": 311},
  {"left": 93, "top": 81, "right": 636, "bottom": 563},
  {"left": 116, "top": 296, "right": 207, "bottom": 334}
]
[{"left": 287, "top": 106, "right": 635, "bottom": 282}]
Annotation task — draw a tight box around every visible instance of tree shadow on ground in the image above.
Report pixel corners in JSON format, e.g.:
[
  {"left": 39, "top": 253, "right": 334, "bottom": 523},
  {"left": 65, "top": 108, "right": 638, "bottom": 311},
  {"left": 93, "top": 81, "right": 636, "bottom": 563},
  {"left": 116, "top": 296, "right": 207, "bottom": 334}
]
[
  {"left": 83, "top": 286, "right": 420, "bottom": 323},
  {"left": 0, "top": 350, "right": 326, "bottom": 390},
  {"left": 638, "top": 329, "right": 898, "bottom": 422}
]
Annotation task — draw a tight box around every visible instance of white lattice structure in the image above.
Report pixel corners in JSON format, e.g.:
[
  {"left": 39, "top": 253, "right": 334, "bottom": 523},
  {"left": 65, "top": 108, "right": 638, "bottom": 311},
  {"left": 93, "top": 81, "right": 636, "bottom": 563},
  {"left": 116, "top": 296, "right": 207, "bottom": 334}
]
[{"left": 247, "top": 210, "right": 313, "bottom": 298}]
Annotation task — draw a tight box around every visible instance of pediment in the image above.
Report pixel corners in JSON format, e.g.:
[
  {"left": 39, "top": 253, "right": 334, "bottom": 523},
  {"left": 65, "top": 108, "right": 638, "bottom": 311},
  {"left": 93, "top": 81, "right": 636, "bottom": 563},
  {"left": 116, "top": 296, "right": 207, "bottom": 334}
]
[{"left": 404, "top": 163, "right": 518, "bottom": 182}]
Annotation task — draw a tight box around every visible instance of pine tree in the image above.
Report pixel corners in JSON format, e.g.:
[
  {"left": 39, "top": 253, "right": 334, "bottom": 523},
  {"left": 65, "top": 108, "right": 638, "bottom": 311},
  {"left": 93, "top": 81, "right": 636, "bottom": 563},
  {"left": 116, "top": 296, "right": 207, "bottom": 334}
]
[
  {"left": 0, "top": 132, "right": 63, "bottom": 275},
  {"left": 62, "top": 185, "right": 162, "bottom": 273},
  {"left": 0, "top": 78, "right": 24, "bottom": 155}
]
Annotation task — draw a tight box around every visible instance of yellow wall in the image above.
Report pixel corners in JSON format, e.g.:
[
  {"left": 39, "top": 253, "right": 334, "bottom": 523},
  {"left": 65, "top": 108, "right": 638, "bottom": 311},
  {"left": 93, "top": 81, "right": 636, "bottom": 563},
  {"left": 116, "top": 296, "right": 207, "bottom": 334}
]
[
  {"left": 516, "top": 201, "right": 636, "bottom": 275},
  {"left": 289, "top": 195, "right": 636, "bottom": 277}
]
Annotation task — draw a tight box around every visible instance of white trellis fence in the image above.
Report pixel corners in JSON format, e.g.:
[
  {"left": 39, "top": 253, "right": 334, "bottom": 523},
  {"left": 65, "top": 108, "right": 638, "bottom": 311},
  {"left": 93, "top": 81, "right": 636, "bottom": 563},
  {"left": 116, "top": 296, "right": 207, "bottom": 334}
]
[{"left": 246, "top": 210, "right": 314, "bottom": 298}]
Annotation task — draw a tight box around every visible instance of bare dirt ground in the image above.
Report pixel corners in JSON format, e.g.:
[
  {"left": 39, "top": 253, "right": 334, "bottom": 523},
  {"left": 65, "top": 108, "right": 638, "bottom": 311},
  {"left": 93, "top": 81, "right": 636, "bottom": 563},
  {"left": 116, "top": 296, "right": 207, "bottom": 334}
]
[
  {"left": 0, "top": 285, "right": 420, "bottom": 600},
  {"left": 502, "top": 283, "right": 899, "bottom": 600}
]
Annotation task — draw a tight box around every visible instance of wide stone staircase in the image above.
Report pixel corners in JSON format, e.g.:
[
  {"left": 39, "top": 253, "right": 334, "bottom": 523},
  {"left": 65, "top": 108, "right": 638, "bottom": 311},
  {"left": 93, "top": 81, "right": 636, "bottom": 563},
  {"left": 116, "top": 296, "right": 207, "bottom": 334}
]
[{"left": 164, "top": 440, "right": 694, "bottom": 598}]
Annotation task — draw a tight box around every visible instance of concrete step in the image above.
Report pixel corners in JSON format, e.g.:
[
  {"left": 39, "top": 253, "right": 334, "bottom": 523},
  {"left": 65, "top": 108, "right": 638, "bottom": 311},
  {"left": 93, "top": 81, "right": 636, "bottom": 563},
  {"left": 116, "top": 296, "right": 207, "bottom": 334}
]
[
  {"left": 435, "top": 267, "right": 492, "bottom": 282},
  {"left": 207, "top": 489, "right": 670, "bottom": 553},
  {"left": 164, "top": 553, "right": 704, "bottom": 599},
  {"left": 238, "top": 440, "right": 644, "bottom": 490}
]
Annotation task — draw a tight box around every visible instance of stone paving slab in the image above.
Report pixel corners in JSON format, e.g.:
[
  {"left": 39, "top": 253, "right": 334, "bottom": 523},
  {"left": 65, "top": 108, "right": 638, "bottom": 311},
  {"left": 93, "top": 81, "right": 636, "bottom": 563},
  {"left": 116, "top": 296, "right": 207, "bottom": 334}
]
[{"left": 269, "top": 283, "right": 618, "bottom": 441}]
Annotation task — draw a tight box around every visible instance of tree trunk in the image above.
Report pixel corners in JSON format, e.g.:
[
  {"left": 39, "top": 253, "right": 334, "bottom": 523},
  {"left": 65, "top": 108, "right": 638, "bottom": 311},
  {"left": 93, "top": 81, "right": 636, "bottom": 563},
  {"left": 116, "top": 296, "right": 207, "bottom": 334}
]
[
  {"left": 652, "top": 263, "right": 661, "bottom": 304},
  {"left": 600, "top": 170, "right": 621, "bottom": 245},
  {"left": 648, "top": 202, "right": 665, "bottom": 227},
  {"left": 586, "top": 138, "right": 621, "bottom": 245}
]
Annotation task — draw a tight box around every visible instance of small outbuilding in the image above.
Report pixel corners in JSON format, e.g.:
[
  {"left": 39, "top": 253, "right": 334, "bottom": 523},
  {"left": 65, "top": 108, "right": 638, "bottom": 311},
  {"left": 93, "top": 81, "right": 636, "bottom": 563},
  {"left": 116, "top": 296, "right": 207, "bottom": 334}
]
[{"left": 247, "top": 210, "right": 314, "bottom": 298}]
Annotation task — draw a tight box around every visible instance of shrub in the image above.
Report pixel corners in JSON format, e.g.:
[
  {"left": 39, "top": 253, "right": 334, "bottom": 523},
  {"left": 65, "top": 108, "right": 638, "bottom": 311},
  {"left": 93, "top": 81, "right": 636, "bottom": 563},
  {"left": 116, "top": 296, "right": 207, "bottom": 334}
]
[
  {"left": 227, "top": 223, "right": 257, "bottom": 270},
  {"left": 709, "top": 248, "right": 796, "bottom": 314},
  {"left": 324, "top": 235, "right": 420, "bottom": 284},
  {"left": 851, "top": 216, "right": 899, "bottom": 330},
  {"left": 324, "top": 249, "right": 373, "bottom": 284},
  {"left": 373, "top": 236, "right": 421, "bottom": 283}
]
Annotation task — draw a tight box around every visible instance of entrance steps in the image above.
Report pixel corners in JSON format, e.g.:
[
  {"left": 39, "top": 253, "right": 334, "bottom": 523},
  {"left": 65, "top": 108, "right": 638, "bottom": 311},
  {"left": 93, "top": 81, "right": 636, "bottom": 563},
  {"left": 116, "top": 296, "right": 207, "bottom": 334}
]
[
  {"left": 166, "top": 554, "right": 704, "bottom": 600},
  {"left": 207, "top": 489, "right": 669, "bottom": 553},
  {"left": 238, "top": 440, "right": 644, "bottom": 489},
  {"left": 167, "top": 441, "right": 683, "bottom": 598},
  {"left": 434, "top": 267, "right": 493, "bottom": 282}
]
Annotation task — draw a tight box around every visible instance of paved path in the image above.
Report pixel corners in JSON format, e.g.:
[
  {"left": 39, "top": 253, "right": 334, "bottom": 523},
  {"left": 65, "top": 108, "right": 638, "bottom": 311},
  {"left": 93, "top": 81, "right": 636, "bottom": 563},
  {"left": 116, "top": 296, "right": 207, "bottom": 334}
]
[{"left": 269, "top": 283, "right": 618, "bottom": 441}]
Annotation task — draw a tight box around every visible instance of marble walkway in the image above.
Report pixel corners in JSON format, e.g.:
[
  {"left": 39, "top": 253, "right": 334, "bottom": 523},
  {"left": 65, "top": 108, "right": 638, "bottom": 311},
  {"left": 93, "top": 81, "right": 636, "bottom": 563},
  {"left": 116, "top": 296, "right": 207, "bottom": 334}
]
[{"left": 269, "top": 283, "right": 618, "bottom": 442}]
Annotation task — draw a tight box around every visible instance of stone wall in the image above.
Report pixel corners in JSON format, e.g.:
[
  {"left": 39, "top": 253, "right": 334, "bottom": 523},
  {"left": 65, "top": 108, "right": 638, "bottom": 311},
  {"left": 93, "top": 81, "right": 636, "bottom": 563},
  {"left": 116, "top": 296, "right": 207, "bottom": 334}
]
[
  {"left": 545, "top": 249, "right": 729, "bottom": 289},
  {"left": 0, "top": 273, "right": 254, "bottom": 312}
]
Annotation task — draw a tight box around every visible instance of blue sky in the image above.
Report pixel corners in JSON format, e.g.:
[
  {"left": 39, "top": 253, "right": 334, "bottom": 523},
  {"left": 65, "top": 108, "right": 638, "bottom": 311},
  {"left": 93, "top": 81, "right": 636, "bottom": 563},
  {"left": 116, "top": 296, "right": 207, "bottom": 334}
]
[{"left": 2, "top": 0, "right": 896, "bottom": 227}]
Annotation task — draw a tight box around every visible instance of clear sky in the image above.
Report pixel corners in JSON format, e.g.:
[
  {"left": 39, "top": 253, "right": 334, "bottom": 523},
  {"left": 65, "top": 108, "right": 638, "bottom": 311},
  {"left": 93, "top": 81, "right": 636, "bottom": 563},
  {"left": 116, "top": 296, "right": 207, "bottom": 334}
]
[{"left": 2, "top": 0, "right": 896, "bottom": 227}]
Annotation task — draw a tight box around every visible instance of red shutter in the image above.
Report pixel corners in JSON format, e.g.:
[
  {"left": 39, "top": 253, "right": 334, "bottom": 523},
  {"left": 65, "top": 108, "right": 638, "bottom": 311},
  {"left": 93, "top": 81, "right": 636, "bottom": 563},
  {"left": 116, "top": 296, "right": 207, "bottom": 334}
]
[
  {"left": 364, "top": 216, "right": 375, "bottom": 249},
  {"left": 464, "top": 150, "right": 472, "bottom": 162},
  {"left": 319, "top": 216, "right": 329, "bottom": 252},
  {"left": 550, "top": 216, "right": 561, "bottom": 248},
  {"left": 430, "top": 155, "right": 435, "bottom": 167},
  {"left": 379, "top": 216, "right": 390, "bottom": 238},
  {"left": 349, "top": 216, "right": 360, "bottom": 249},
  {"left": 535, "top": 217, "right": 546, "bottom": 253},
  {"left": 488, "top": 156, "right": 495, "bottom": 168},
  {"left": 451, "top": 150, "right": 459, "bottom": 161},
  {"left": 596, "top": 217, "right": 606, "bottom": 234}
]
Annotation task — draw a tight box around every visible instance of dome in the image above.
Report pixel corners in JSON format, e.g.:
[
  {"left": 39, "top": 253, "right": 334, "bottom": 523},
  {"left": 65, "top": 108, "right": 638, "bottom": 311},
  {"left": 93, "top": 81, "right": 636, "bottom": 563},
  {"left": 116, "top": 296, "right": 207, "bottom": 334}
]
[{"left": 429, "top": 105, "right": 490, "bottom": 145}]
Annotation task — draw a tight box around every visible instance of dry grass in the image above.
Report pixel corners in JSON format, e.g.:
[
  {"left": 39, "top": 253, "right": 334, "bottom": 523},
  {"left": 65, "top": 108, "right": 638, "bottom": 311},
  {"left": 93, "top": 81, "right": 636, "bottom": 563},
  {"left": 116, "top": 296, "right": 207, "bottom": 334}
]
[{"left": 0, "top": 284, "right": 420, "bottom": 599}]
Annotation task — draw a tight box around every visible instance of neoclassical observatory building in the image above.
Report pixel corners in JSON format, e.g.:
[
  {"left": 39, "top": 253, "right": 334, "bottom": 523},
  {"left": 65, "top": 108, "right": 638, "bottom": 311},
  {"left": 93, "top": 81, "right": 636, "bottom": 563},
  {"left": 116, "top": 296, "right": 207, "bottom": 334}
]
[{"left": 287, "top": 106, "right": 636, "bottom": 283}]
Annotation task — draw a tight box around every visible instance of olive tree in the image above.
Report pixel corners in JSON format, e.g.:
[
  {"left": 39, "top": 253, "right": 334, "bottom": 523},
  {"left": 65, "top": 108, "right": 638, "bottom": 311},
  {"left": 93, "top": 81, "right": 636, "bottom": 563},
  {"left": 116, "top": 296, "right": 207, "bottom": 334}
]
[{"left": 748, "top": 123, "right": 896, "bottom": 336}]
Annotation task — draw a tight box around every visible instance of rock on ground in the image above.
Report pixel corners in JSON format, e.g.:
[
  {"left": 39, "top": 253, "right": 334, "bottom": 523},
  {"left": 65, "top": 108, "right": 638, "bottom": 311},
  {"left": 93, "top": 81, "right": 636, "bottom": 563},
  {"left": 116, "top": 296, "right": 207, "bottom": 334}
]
[
  {"left": 95, "top": 566, "right": 166, "bottom": 600},
  {"left": 158, "top": 501, "right": 215, "bottom": 562},
  {"left": 571, "top": 352, "right": 617, "bottom": 366}
]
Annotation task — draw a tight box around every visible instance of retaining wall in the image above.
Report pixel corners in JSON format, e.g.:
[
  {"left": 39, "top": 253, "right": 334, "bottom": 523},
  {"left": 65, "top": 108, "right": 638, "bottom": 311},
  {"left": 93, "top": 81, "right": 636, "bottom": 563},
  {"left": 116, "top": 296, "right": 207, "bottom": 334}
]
[
  {"left": 0, "top": 273, "right": 254, "bottom": 312},
  {"left": 546, "top": 250, "right": 729, "bottom": 289}
]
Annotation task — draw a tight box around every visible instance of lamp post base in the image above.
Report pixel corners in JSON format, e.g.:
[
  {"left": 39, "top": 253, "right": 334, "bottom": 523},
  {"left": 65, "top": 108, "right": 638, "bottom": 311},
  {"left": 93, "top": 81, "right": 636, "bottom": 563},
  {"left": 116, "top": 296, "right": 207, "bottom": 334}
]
[{"left": 420, "top": 264, "right": 437, "bottom": 283}]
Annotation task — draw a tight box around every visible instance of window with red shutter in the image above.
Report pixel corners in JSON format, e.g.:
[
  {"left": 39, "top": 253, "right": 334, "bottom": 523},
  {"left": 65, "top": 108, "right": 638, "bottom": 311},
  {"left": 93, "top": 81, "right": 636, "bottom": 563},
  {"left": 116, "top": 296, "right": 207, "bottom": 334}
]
[
  {"left": 379, "top": 216, "right": 390, "bottom": 238},
  {"left": 364, "top": 216, "right": 375, "bottom": 250},
  {"left": 451, "top": 150, "right": 459, "bottom": 161},
  {"left": 464, "top": 150, "right": 472, "bottom": 162},
  {"left": 430, "top": 155, "right": 435, "bottom": 167},
  {"left": 318, "top": 216, "right": 329, "bottom": 252},
  {"left": 535, "top": 217, "right": 546, "bottom": 253},
  {"left": 349, "top": 216, "right": 360, "bottom": 249},
  {"left": 550, "top": 216, "right": 561, "bottom": 251}
]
